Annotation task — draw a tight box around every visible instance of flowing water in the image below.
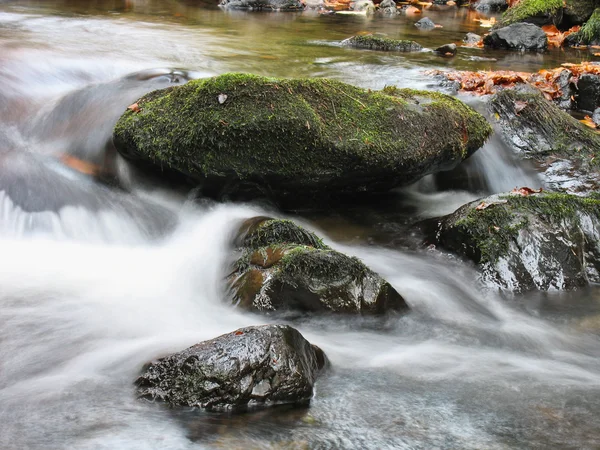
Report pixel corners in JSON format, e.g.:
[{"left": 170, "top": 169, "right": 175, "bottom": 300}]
[{"left": 1, "top": 1, "right": 600, "bottom": 449}]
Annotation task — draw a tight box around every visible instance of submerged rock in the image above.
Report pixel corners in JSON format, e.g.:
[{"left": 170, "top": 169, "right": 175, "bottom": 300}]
[
  {"left": 341, "top": 35, "right": 422, "bottom": 52},
  {"left": 136, "top": 325, "right": 326, "bottom": 410},
  {"left": 435, "top": 43, "right": 457, "bottom": 56},
  {"left": 463, "top": 32, "right": 482, "bottom": 45},
  {"left": 474, "top": 0, "right": 507, "bottom": 12},
  {"left": 429, "top": 192, "right": 600, "bottom": 292},
  {"left": 377, "top": 0, "right": 398, "bottom": 15},
  {"left": 218, "top": 0, "right": 304, "bottom": 10},
  {"left": 228, "top": 217, "right": 408, "bottom": 314},
  {"left": 489, "top": 88, "right": 600, "bottom": 194},
  {"left": 113, "top": 73, "right": 490, "bottom": 205},
  {"left": 483, "top": 23, "right": 548, "bottom": 51}
]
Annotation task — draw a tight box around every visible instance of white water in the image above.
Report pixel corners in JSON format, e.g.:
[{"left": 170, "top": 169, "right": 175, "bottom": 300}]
[{"left": 2, "top": 5, "right": 600, "bottom": 449}]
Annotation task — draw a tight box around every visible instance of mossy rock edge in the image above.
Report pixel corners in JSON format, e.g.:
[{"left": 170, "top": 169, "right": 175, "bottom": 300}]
[
  {"left": 113, "top": 73, "right": 491, "bottom": 204},
  {"left": 228, "top": 217, "right": 409, "bottom": 315},
  {"left": 429, "top": 192, "right": 600, "bottom": 293}
]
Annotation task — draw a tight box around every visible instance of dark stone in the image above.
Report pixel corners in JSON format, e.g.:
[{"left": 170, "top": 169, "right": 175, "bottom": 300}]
[
  {"left": 341, "top": 35, "right": 422, "bottom": 52},
  {"left": 576, "top": 73, "right": 600, "bottom": 113},
  {"left": 474, "top": 0, "right": 507, "bottom": 11},
  {"left": 483, "top": 23, "right": 548, "bottom": 51},
  {"left": 563, "top": 0, "right": 596, "bottom": 27},
  {"left": 415, "top": 17, "right": 436, "bottom": 29},
  {"left": 218, "top": 0, "right": 303, "bottom": 9},
  {"left": 489, "top": 88, "right": 600, "bottom": 194},
  {"left": 463, "top": 32, "right": 482, "bottom": 45},
  {"left": 435, "top": 43, "right": 457, "bottom": 56},
  {"left": 136, "top": 325, "right": 327, "bottom": 410},
  {"left": 228, "top": 217, "right": 409, "bottom": 315},
  {"left": 426, "top": 192, "right": 600, "bottom": 293}
]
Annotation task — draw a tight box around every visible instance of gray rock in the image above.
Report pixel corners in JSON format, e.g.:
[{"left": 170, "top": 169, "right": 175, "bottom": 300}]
[
  {"left": 341, "top": 35, "right": 422, "bottom": 52},
  {"left": 435, "top": 43, "right": 457, "bottom": 56},
  {"left": 483, "top": 23, "right": 548, "bottom": 51},
  {"left": 576, "top": 74, "right": 600, "bottom": 113},
  {"left": 474, "top": 0, "right": 507, "bottom": 11},
  {"left": 378, "top": 0, "right": 398, "bottom": 15},
  {"left": 463, "top": 32, "right": 482, "bottom": 45},
  {"left": 592, "top": 107, "right": 600, "bottom": 126},
  {"left": 427, "top": 192, "right": 600, "bottom": 293},
  {"left": 136, "top": 325, "right": 327, "bottom": 410},
  {"left": 415, "top": 17, "right": 436, "bottom": 30}
]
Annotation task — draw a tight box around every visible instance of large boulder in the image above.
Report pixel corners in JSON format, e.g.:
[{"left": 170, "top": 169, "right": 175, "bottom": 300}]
[
  {"left": 501, "top": 0, "right": 563, "bottom": 26},
  {"left": 218, "top": 0, "right": 303, "bottom": 10},
  {"left": 563, "top": 0, "right": 597, "bottom": 27},
  {"left": 428, "top": 192, "right": 600, "bottom": 293},
  {"left": 136, "top": 325, "right": 327, "bottom": 410},
  {"left": 228, "top": 217, "right": 409, "bottom": 314},
  {"left": 489, "top": 88, "right": 600, "bottom": 194},
  {"left": 341, "top": 35, "right": 422, "bottom": 52},
  {"left": 483, "top": 23, "right": 548, "bottom": 51},
  {"left": 113, "top": 73, "right": 491, "bottom": 205}
]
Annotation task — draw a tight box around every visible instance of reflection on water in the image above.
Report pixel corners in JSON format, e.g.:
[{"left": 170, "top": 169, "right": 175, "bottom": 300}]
[{"left": 1, "top": 1, "right": 600, "bottom": 449}]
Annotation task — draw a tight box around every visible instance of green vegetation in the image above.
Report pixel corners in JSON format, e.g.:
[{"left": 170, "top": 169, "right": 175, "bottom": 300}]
[
  {"left": 581, "top": 8, "right": 600, "bottom": 43},
  {"left": 452, "top": 193, "right": 600, "bottom": 264},
  {"left": 114, "top": 73, "right": 491, "bottom": 198},
  {"left": 501, "top": 0, "right": 563, "bottom": 25},
  {"left": 244, "top": 219, "right": 326, "bottom": 250}
]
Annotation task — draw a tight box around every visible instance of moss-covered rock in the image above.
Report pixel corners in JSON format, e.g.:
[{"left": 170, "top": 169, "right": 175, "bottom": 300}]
[
  {"left": 489, "top": 88, "right": 600, "bottom": 194},
  {"left": 580, "top": 7, "right": 600, "bottom": 43},
  {"left": 113, "top": 73, "right": 491, "bottom": 205},
  {"left": 429, "top": 192, "right": 600, "bottom": 292},
  {"left": 501, "top": 0, "right": 563, "bottom": 26},
  {"left": 136, "top": 325, "right": 326, "bottom": 410},
  {"left": 341, "top": 35, "right": 422, "bottom": 52},
  {"left": 563, "top": 0, "right": 597, "bottom": 27},
  {"left": 228, "top": 217, "right": 408, "bottom": 315}
]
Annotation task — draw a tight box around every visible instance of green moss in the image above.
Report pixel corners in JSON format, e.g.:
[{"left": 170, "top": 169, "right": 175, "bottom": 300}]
[
  {"left": 502, "top": 0, "right": 563, "bottom": 25},
  {"left": 342, "top": 35, "right": 422, "bottom": 52},
  {"left": 244, "top": 219, "right": 327, "bottom": 250},
  {"left": 113, "top": 73, "right": 491, "bottom": 196},
  {"left": 581, "top": 8, "right": 600, "bottom": 43},
  {"left": 452, "top": 193, "right": 600, "bottom": 264}
]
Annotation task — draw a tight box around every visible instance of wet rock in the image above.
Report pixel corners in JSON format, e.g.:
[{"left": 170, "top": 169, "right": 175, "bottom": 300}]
[
  {"left": 576, "top": 74, "right": 600, "bottom": 113},
  {"left": 113, "top": 73, "right": 490, "bottom": 206},
  {"left": 555, "top": 69, "right": 575, "bottom": 110},
  {"left": 592, "top": 107, "right": 600, "bottom": 126},
  {"left": 228, "top": 217, "right": 409, "bottom": 315},
  {"left": 489, "top": 88, "right": 600, "bottom": 194},
  {"left": 474, "top": 0, "right": 507, "bottom": 12},
  {"left": 377, "top": 0, "right": 398, "bottom": 15},
  {"left": 428, "top": 192, "right": 600, "bottom": 292},
  {"left": 501, "top": 0, "right": 563, "bottom": 27},
  {"left": 415, "top": 17, "right": 436, "bottom": 30},
  {"left": 342, "top": 35, "right": 422, "bottom": 52},
  {"left": 483, "top": 23, "right": 548, "bottom": 51},
  {"left": 563, "top": 0, "right": 597, "bottom": 27},
  {"left": 463, "top": 32, "right": 482, "bottom": 45},
  {"left": 136, "top": 325, "right": 327, "bottom": 410},
  {"left": 218, "top": 0, "right": 303, "bottom": 10},
  {"left": 435, "top": 43, "right": 457, "bottom": 56}
]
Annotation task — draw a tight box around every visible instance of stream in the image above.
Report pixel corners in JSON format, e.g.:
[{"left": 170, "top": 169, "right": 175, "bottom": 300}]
[{"left": 1, "top": 1, "right": 600, "bottom": 449}]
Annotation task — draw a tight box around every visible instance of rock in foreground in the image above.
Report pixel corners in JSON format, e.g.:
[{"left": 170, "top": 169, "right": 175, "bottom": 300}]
[
  {"left": 429, "top": 192, "right": 600, "bottom": 293},
  {"left": 136, "top": 325, "right": 326, "bottom": 410},
  {"left": 113, "top": 73, "right": 490, "bottom": 204},
  {"left": 483, "top": 23, "right": 548, "bottom": 51},
  {"left": 229, "top": 217, "right": 409, "bottom": 314},
  {"left": 489, "top": 88, "right": 600, "bottom": 194}
]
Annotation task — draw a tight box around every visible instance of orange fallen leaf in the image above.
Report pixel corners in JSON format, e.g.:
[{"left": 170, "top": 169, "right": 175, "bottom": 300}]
[
  {"left": 514, "top": 100, "right": 528, "bottom": 113},
  {"left": 474, "top": 17, "right": 496, "bottom": 28},
  {"left": 127, "top": 103, "right": 141, "bottom": 113},
  {"left": 59, "top": 154, "right": 102, "bottom": 177},
  {"left": 511, "top": 187, "right": 543, "bottom": 196},
  {"left": 580, "top": 115, "right": 598, "bottom": 129}
]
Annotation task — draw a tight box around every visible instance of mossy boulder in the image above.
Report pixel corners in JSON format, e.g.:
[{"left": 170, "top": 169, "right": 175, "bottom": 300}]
[
  {"left": 136, "top": 325, "right": 327, "bottom": 410},
  {"left": 501, "top": 0, "right": 563, "bottom": 26},
  {"left": 113, "top": 73, "right": 491, "bottom": 205},
  {"left": 228, "top": 217, "right": 408, "bottom": 315},
  {"left": 341, "top": 35, "right": 422, "bottom": 52},
  {"left": 489, "top": 88, "right": 600, "bottom": 194},
  {"left": 429, "top": 192, "right": 600, "bottom": 293}
]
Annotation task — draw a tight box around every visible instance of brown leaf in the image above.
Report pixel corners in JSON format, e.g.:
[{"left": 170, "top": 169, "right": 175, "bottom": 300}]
[
  {"left": 514, "top": 100, "right": 528, "bottom": 113},
  {"left": 511, "top": 187, "right": 543, "bottom": 196},
  {"left": 127, "top": 103, "right": 141, "bottom": 113}
]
